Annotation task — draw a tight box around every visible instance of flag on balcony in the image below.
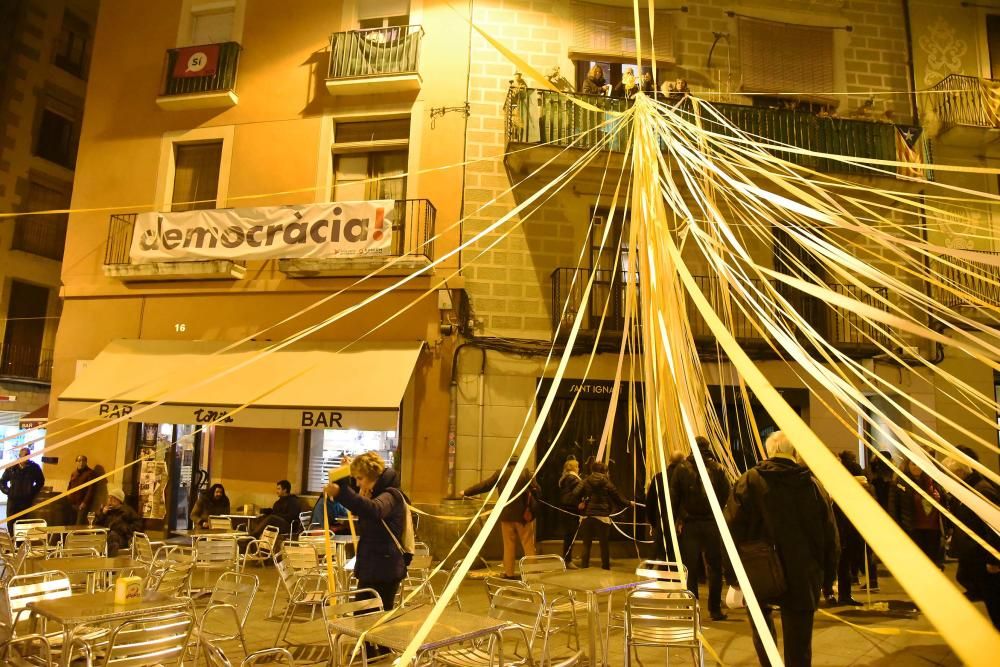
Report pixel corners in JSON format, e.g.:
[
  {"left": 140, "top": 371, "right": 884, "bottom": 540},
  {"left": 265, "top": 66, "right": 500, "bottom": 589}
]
[
  {"left": 978, "top": 77, "right": 1000, "bottom": 126},
  {"left": 894, "top": 126, "right": 924, "bottom": 179},
  {"left": 172, "top": 44, "right": 220, "bottom": 78}
]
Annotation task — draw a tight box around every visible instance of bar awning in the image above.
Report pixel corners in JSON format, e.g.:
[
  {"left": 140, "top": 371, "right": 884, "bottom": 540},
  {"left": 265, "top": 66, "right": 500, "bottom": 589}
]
[
  {"left": 58, "top": 339, "right": 424, "bottom": 431},
  {"left": 18, "top": 404, "right": 48, "bottom": 429}
]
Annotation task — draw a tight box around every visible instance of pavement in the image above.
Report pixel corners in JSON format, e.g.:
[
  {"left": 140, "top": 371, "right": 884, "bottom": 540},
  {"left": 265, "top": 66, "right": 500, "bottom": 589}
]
[{"left": 219, "top": 557, "right": 973, "bottom": 665}]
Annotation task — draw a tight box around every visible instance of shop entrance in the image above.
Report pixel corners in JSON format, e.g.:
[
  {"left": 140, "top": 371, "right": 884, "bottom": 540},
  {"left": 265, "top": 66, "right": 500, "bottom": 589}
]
[{"left": 123, "top": 422, "right": 212, "bottom": 534}]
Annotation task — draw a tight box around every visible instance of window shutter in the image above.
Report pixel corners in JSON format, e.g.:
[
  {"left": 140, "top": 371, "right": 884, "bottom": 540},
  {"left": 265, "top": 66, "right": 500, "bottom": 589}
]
[
  {"left": 739, "top": 17, "right": 835, "bottom": 102},
  {"left": 571, "top": 1, "right": 674, "bottom": 63},
  {"left": 359, "top": 0, "right": 410, "bottom": 21}
]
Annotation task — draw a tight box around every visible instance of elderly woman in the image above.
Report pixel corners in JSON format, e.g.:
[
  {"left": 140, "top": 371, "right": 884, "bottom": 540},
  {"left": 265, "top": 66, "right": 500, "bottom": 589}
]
[{"left": 325, "top": 452, "right": 408, "bottom": 610}]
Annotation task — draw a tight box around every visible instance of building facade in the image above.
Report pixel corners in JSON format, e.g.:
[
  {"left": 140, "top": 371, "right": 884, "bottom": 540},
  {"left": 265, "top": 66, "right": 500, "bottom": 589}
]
[{"left": 0, "top": 0, "right": 98, "bottom": 493}]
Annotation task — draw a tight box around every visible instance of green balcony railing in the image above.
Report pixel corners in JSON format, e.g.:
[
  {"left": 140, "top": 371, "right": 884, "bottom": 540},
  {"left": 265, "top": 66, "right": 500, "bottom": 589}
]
[
  {"left": 328, "top": 25, "right": 423, "bottom": 79},
  {"left": 161, "top": 41, "right": 240, "bottom": 97},
  {"left": 508, "top": 89, "right": 921, "bottom": 176}
]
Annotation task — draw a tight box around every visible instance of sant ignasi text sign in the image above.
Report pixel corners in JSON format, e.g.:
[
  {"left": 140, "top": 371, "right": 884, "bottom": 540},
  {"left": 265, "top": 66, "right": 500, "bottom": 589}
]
[{"left": 129, "top": 200, "right": 395, "bottom": 263}]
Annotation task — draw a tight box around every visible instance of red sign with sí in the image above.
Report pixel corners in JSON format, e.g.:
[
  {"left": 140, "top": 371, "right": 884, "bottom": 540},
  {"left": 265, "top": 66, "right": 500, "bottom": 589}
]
[{"left": 172, "top": 44, "right": 220, "bottom": 78}]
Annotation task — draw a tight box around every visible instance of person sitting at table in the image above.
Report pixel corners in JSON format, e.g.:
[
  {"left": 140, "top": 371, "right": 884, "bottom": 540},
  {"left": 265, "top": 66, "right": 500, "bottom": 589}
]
[
  {"left": 96, "top": 488, "right": 142, "bottom": 553},
  {"left": 309, "top": 494, "right": 349, "bottom": 530},
  {"left": 250, "top": 480, "right": 300, "bottom": 539},
  {"left": 190, "top": 483, "right": 231, "bottom": 529}
]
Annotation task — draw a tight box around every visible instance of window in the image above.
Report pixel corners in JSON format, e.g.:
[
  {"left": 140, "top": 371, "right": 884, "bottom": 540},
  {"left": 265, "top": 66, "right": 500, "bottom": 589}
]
[
  {"left": 570, "top": 1, "right": 675, "bottom": 64},
  {"left": 171, "top": 141, "right": 222, "bottom": 211},
  {"left": 331, "top": 118, "right": 409, "bottom": 201},
  {"left": 738, "top": 17, "right": 835, "bottom": 104},
  {"left": 34, "top": 108, "right": 77, "bottom": 168},
  {"left": 988, "top": 15, "right": 1000, "bottom": 78},
  {"left": 358, "top": 0, "right": 409, "bottom": 29},
  {"left": 53, "top": 11, "right": 90, "bottom": 78},
  {"left": 304, "top": 429, "right": 397, "bottom": 494},
  {"left": 12, "top": 180, "right": 69, "bottom": 260},
  {"left": 1, "top": 281, "right": 49, "bottom": 380},
  {"left": 190, "top": 7, "right": 234, "bottom": 44}
]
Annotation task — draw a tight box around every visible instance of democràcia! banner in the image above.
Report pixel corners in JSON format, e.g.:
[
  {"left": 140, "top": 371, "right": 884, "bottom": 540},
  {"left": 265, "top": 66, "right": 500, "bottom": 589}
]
[{"left": 129, "top": 200, "right": 395, "bottom": 263}]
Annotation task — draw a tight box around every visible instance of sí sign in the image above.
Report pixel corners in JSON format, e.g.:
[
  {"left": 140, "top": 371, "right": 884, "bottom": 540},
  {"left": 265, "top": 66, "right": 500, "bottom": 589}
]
[{"left": 130, "top": 201, "right": 395, "bottom": 263}]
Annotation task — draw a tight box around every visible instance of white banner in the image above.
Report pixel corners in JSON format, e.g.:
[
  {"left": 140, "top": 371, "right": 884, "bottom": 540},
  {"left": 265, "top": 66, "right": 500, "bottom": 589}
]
[{"left": 129, "top": 200, "right": 395, "bottom": 263}]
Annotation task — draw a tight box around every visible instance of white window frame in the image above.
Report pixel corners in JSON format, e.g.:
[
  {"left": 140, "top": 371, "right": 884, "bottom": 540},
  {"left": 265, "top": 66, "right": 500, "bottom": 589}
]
[
  {"left": 154, "top": 125, "right": 234, "bottom": 212},
  {"left": 318, "top": 109, "right": 416, "bottom": 203},
  {"left": 176, "top": 0, "right": 246, "bottom": 46}
]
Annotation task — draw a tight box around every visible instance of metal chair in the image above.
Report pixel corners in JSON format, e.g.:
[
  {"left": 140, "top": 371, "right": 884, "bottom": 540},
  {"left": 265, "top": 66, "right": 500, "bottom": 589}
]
[
  {"left": 187, "top": 571, "right": 259, "bottom": 660},
  {"left": 624, "top": 587, "right": 703, "bottom": 667},
  {"left": 485, "top": 574, "right": 527, "bottom": 602},
  {"left": 59, "top": 529, "right": 108, "bottom": 557},
  {"left": 635, "top": 560, "right": 688, "bottom": 590},
  {"left": 210, "top": 516, "right": 234, "bottom": 530},
  {"left": 11, "top": 519, "right": 46, "bottom": 545},
  {"left": 23, "top": 527, "right": 55, "bottom": 559},
  {"left": 298, "top": 511, "right": 314, "bottom": 531},
  {"left": 280, "top": 541, "right": 323, "bottom": 575},
  {"left": 274, "top": 563, "right": 329, "bottom": 645},
  {"left": 239, "top": 525, "right": 279, "bottom": 571},
  {"left": 518, "top": 555, "right": 584, "bottom": 655},
  {"left": 267, "top": 549, "right": 327, "bottom": 619},
  {"left": 71, "top": 610, "right": 194, "bottom": 666},
  {"left": 1, "top": 542, "right": 29, "bottom": 583},
  {"left": 321, "top": 588, "right": 390, "bottom": 666},
  {"left": 130, "top": 532, "right": 164, "bottom": 565},
  {"left": 203, "top": 639, "right": 296, "bottom": 666},
  {"left": 0, "top": 633, "right": 53, "bottom": 666},
  {"left": 191, "top": 535, "right": 239, "bottom": 593},
  {"left": 0, "top": 528, "right": 15, "bottom": 555}
]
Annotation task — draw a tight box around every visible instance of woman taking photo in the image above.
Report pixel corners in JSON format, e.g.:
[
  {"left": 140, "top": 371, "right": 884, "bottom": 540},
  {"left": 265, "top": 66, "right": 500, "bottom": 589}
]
[{"left": 325, "top": 452, "right": 408, "bottom": 610}]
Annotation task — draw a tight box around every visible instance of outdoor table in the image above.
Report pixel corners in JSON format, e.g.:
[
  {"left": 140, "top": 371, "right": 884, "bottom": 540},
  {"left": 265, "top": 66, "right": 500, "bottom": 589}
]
[
  {"left": 326, "top": 605, "right": 508, "bottom": 667},
  {"left": 26, "top": 555, "right": 142, "bottom": 593},
  {"left": 41, "top": 525, "right": 93, "bottom": 535},
  {"left": 27, "top": 590, "right": 190, "bottom": 667},
  {"left": 538, "top": 569, "right": 646, "bottom": 666},
  {"left": 219, "top": 514, "right": 259, "bottom": 530}
]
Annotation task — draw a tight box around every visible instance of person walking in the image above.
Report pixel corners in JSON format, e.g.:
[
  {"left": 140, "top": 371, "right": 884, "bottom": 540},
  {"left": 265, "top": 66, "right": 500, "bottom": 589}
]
[
  {"left": 463, "top": 455, "right": 540, "bottom": 579},
  {"left": 645, "top": 451, "right": 685, "bottom": 560},
  {"left": 1, "top": 447, "right": 45, "bottom": 525},
  {"left": 557, "top": 456, "right": 583, "bottom": 568},
  {"left": 671, "top": 436, "right": 732, "bottom": 621},
  {"left": 96, "top": 488, "right": 142, "bottom": 553},
  {"left": 888, "top": 458, "right": 943, "bottom": 567},
  {"left": 190, "top": 483, "right": 231, "bottom": 529},
  {"left": 67, "top": 455, "right": 97, "bottom": 525},
  {"left": 725, "top": 431, "right": 839, "bottom": 667},
  {"left": 575, "top": 460, "right": 632, "bottom": 570},
  {"left": 828, "top": 451, "right": 869, "bottom": 606},
  {"left": 325, "top": 452, "right": 409, "bottom": 611}
]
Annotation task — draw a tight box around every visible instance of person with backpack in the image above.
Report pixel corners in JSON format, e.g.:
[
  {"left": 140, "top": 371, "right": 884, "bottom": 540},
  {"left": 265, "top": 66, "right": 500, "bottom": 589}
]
[
  {"left": 671, "top": 436, "right": 732, "bottom": 621},
  {"left": 575, "top": 460, "right": 633, "bottom": 570},
  {"left": 557, "top": 456, "right": 583, "bottom": 568},
  {"left": 325, "top": 451, "right": 411, "bottom": 611},
  {"left": 463, "top": 454, "right": 540, "bottom": 579}
]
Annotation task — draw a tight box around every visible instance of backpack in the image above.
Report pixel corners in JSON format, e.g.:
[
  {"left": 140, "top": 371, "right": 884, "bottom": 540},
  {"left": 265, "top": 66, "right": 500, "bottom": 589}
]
[{"left": 382, "top": 488, "right": 415, "bottom": 566}]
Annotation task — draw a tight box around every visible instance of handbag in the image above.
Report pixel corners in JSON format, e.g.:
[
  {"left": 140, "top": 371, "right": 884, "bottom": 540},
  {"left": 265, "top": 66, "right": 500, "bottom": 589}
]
[
  {"left": 736, "top": 471, "right": 787, "bottom": 603},
  {"left": 522, "top": 487, "right": 539, "bottom": 523},
  {"left": 381, "top": 488, "right": 415, "bottom": 567}
]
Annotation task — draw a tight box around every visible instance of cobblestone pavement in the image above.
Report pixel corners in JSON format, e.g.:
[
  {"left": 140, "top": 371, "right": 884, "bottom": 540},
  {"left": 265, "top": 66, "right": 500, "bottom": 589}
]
[{"left": 219, "top": 558, "right": 971, "bottom": 665}]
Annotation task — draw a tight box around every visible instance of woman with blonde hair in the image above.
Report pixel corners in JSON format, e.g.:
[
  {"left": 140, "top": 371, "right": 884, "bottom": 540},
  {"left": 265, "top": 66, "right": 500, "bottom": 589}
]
[
  {"left": 582, "top": 64, "right": 610, "bottom": 96},
  {"left": 325, "top": 451, "right": 408, "bottom": 611},
  {"left": 558, "top": 456, "right": 583, "bottom": 567}
]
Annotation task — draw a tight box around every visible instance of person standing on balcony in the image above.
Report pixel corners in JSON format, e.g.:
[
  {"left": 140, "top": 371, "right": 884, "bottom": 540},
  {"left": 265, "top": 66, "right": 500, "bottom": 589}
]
[
  {"left": 613, "top": 68, "right": 639, "bottom": 100},
  {"left": 67, "top": 455, "right": 97, "bottom": 525},
  {"left": 463, "top": 455, "right": 539, "bottom": 579},
  {"left": 1, "top": 447, "right": 45, "bottom": 526},
  {"left": 582, "top": 65, "right": 610, "bottom": 96},
  {"left": 640, "top": 68, "right": 656, "bottom": 94}
]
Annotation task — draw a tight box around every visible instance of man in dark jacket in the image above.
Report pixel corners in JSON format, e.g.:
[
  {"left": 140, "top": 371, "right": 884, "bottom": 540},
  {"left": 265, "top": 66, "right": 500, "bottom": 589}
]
[
  {"left": 1, "top": 447, "right": 45, "bottom": 525},
  {"left": 96, "top": 487, "right": 142, "bottom": 553},
  {"left": 464, "top": 455, "right": 540, "bottom": 578},
  {"left": 725, "top": 431, "right": 839, "bottom": 667},
  {"left": 67, "top": 455, "right": 97, "bottom": 525},
  {"left": 250, "top": 480, "right": 300, "bottom": 539},
  {"left": 671, "top": 436, "right": 732, "bottom": 620},
  {"left": 575, "top": 461, "right": 632, "bottom": 570},
  {"left": 645, "top": 452, "right": 685, "bottom": 561}
]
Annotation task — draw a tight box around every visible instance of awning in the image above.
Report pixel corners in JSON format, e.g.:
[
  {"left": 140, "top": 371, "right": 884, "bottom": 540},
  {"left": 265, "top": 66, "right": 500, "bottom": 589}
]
[
  {"left": 18, "top": 404, "right": 48, "bottom": 430},
  {"left": 58, "top": 339, "right": 424, "bottom": 431}
]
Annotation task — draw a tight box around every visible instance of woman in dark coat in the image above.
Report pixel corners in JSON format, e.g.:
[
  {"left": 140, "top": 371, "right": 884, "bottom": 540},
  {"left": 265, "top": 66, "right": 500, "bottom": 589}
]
[
  {"left": 326, "top": 452, "right": 408, "bottom": 610},
  {"left": 575, "top": 461, "right": 632, "bottom": 569},
  {"left": 96, "top": 488, "right": 142, "bottom": 553},
  {"left": 581, "top": 65, "right": 610, "bottom": 96},
  {"left": 190, "top": 483, "right": 231, "bottom": 529},
  {"left": 557, "top": 457, "right": 583, "bottom": 567}
]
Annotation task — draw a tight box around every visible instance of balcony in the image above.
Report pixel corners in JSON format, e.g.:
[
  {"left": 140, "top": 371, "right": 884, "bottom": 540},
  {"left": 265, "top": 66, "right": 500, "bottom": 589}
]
[
  {"left": 102, "top": 199, "right": 435, "bottom": 281},
  {"left": 506, "top": 90, "right": 924, "bottom": 180},
  {"left": 932, "top": 251, "right": 1000, "bottom": 326},
  {"left": 0, "top": 344, "right": 53, "bottom": 384},
  {"left": 11, "top": 214, "right": 67, "bottom": 261},
  {"left": 279, "top": 199, "right": 435, "bottom": 277},
  {"left": 155, "top": 41, "right": 240, "bottom": 111},
  {"left": 927, "top": 74, "right": 1000, "bottom": 151},
  {"left": 326, "top": 26, "right": 423, "bottom": 96},
  {"left": 103, "top": 213, "right": 246, "bottom": 282},
  {"left": 550, "top": 268, "right": 891, "bottom": 358}
]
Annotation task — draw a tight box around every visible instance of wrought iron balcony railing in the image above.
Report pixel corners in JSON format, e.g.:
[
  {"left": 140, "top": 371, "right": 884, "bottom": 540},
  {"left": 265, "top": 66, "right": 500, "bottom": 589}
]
[
  {"left": 507, "top": 89, "right": 922, "bottom": 176},
  {"left": 933, "top": 250, "right": 1000, "bottom": 310},
  {"left": 104, "top": 199, "right": 436, "bottom": 267},
  {"left": 550, "top": 268, "right": 891, "bottom": 355},
  {"left": 328, "top": 25, "right": 423, "bottom": 80},
  {"left": 928, "top": 74, "right": 1000, "bottom": 129},
  {"left": 0, "top": 344, "right": 53, "bottom": 383},
  {"left": 161, "top": 41, "right": 240, "bottom": 97}
]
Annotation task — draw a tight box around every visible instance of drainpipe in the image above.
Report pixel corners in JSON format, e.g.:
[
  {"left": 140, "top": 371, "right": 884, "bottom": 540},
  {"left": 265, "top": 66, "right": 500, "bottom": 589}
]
[
  {"left": 902, "top": 0, "right": 920, "bottom": 124},
  {"left": 477, "top": 350, "right": 487, "bottom": 480}
]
